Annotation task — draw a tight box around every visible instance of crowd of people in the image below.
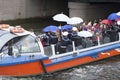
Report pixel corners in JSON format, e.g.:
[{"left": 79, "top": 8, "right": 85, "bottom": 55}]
[{"left": 40, "top": 19, "right": 120, "bottom": 54}]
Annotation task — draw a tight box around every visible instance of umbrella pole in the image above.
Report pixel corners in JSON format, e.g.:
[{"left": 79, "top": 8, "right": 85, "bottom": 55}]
[
  {"left": 58, "top": 25, "right": 62, "bottom": 42},
  {"left": 97, "top": 36, "right": 100, "bottom": 46}
]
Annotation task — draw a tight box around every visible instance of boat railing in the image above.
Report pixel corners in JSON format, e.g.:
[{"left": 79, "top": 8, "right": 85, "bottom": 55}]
[
  {"left": 118, "top": 32, "right": 120, "bottom": 41},
  {"left": 50, "top": 40, "right": 120, "bottom": 59},
  {"left": 49, "top": 32, "right": 120, "bottom": 59}
]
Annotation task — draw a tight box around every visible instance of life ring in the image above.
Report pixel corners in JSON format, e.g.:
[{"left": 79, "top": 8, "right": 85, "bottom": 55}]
[
  {"left": 0, "top": 24, "right": 10, "bottom": 28},
  {"left": 10, "top": 27, "right": 25, "bottom": 33}
]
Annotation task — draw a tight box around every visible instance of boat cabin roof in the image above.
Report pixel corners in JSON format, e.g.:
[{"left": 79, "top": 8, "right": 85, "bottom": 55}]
[{"left": 0, "top": 26, "right": 36, "bottom": 51}]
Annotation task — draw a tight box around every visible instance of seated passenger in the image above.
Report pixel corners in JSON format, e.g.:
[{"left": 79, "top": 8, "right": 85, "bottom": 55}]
[
  {"left": 42, "top": 32, "right": 51, "bottom": 46},
  {"left": 49, "top": 32, "right": 58, "bottom": 44},
  {"left": 69, "top": 27, "right": 83, "bottom": 49},
  {"left": 107, "top": 30, "right": 117, "bottom": 42},
  {"left": 82, "top": 37, "right": 94, "bottom": 48},
  {"left": 68, "top": 27, "right": 78, "bottom": 39},
  {"left": 59, "top": 31, "right": 72, "bottom": 53}
]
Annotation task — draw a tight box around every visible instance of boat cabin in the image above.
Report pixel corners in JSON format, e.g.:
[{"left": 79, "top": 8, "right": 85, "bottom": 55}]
[{"left": 0, "top": 25, "right": 45, "bottom": 58}]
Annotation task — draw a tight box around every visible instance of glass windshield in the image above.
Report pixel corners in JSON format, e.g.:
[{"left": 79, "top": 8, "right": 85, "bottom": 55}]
[
  {"left": 15, "top": 35, "right": 41, "bottom": 53},
  {"left": 1, "top": 35, "right": 41, "bottom": 55}
]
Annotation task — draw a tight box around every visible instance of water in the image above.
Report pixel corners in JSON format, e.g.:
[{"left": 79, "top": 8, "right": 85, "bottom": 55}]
[
  {"left": 1, "top": 17, "right": 120, "bottom": 80},
  {"left": 0, "top": 17, "right": 65, "bottom": 34}
]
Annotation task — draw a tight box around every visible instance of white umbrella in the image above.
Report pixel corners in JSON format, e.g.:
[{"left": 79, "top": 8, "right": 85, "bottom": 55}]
[
  {"left": 78, "top": 31, "right": 93, "bottom": 37},
  {"left": 117, "top": 21, "right": 120, "bottom": 25},
  {"left": 67, "top": 17, "right": 83, "bottom": 25},
  {"left": 52, "top": 13, "right": 69, "bottom": 22},
  {"left": 116, "top": 11, "right": 120, "bottom": 16}
]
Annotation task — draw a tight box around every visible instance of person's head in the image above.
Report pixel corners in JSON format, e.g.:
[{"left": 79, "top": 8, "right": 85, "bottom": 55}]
[
  {"left": 62, "top": 31, "right": 69, "bottom": 36},
  {"left": 72, "top": 27, "right": 78, "bottom": 32}
]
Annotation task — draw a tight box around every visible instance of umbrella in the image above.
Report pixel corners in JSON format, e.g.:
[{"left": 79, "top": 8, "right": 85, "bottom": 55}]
[
  {"left": 100, "top": 19, "right": 113, "bottom": 25},
  {"left": 67, "top": 17, "right": 83, "bottom": 25},
  {"left": 115, "top": 18, "right": 120, "bottom": 21},
  {"left": 61, "top": 25, "right": 73, "bottom": 30},
  {"left": 78, "top": 31, "right": 93, "bottom": 37},
  {"left": 117, "top": 21, "right": 120, "bottom": 25},
  {"left": 116, "top": 11, "right": 120, "bottom": 16},
  {"left": 107, "top": 13, "right": 120, "bottom": 20},
  {"left": 52, "top": 13, "right": 69, "bottom": 22},
  {"left": 43, "top": 25, "right": 59, "bottom": 32}
]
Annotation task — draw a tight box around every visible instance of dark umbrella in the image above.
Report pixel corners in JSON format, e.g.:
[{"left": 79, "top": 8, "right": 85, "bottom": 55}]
[
  {"left": 61, "top": 25, "right": 73, "bottom": 31},
  {"left": 43, "top": 25, "right": 59, "bottom": 32},
  {"left": 108, "top": 13, "right": 120, "bottom": 20}
]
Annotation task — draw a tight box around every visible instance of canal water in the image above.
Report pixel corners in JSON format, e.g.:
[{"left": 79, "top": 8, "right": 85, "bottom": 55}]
[{"left": 1, "top": 17, "right": 120, "bottom": 80}]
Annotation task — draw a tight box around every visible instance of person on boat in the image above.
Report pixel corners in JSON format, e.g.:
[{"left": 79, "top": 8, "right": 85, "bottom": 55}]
[
  {"left": 55, "top": 30, "right": 61, "bottom": 42},
  {"left": 59, "top": 31, "right": 72, "bottom": 53},
  {"left": 69, "top": 27, "right": 83, "bottom": 49},
  {"left": 82, "top": 37, "right": 94, "bottom": 48},
  {"left": 101, "top": 24, "right": 110, "bottom": 44},
  {"left": 49, "top": 31, "right": 58, "bottom": 45},
  {"left": 7, "top": 40, "right": 13, "bottom": 56},
  {"left": 93, "top": 31, "right": 103, "bottom": 45},
  {"left": 43, "top": 31, "right": 58, "bottom": 46},
  {"left": 42, "top": 32, "right": 51, "bottom": 46}
]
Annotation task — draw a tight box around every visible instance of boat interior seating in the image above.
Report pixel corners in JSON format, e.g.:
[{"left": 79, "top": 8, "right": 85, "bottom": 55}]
[{"left": 41, "top": 30, "right": 119, "bottom": 57}]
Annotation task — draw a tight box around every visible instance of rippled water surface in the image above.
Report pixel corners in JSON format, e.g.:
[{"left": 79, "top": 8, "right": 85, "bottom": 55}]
[{"left": 1, "top": 18, "right": 120, "bottom": 80}]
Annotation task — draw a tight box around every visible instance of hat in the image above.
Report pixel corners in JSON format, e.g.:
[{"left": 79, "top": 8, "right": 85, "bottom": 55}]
[
  {"left": 62, "top": 31, "right": 68, "bottom": 36},
  {"left": 72, "top": 27, "right": 77, "bottom": 31}
]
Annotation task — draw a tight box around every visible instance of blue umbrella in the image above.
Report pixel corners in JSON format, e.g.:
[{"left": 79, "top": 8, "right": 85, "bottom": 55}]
[
  {"left": 61, "top": 25, "right": 73, "bottom": 31},
  {"left": 43, "top": 25, "right": 59, "bottom": 32},
  {"left": 107, "top": 13, "right": 120, "bottom": 20}
]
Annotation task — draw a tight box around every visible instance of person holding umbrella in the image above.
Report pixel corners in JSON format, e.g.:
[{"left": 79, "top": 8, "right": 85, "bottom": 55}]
[{"left": 69, "top": 27, "right": 83, "bottom": 49}]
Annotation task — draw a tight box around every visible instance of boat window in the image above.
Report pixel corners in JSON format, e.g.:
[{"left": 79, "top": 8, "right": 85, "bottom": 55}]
[
  {"left": 1, "top": 35, "right": 41, "bottom": 55},
  {"left": 14, "top": 35, "right": 41, "bottom": 53}
]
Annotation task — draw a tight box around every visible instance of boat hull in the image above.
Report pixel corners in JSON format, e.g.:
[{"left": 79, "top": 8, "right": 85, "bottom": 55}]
[
  {"left": 0, "top": 61, "right": 44, "bottom": 76},
  {"left": 45, "top": 49, "right": 120, "bottom": 73},
  {"left": 0, "top": 49, "right": 120, "bottom": 76}
]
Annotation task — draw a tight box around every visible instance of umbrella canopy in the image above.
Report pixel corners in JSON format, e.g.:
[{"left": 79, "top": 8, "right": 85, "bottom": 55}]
[
  {"left": 43, "top": 25, "right": 59, "bottom": 32},
  {"left": 115, "top": 18, "right": 120, "bottom": 21},
  {"left": 61, "top": 25, "right": 73, "bottom": 30},
  {"left": 67, "top": 17, "right": 83, "bottom": 25},
  {"left": 52, "top": 13, "right": 69, "bottom": 22},
  {"left": 100, "top": 19, "right": 113, "bottom": 25},
  {"left": 116, "top": 11, "right": 120, "bottom": 16},
  {"left": 78, "top": 31, "right": 93, "bottom": 37},
  {"left": 117, "top": 21, "right": 120, "bottom": 25},
  {"left": 107, "top": 13, "right": 120, "bottom": 20}
]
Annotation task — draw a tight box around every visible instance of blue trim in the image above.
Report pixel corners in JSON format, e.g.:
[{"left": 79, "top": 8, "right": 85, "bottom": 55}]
[
  {"left": 45, "top": 43, "right": 120, "bottom": 66},
  {"left": 0, "top": 54, "right": 48, "bottom": 66}
]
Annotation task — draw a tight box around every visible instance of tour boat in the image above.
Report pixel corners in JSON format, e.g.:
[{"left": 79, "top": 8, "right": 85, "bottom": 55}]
[{"left": 0, "top": 24, "right": 120, "bottom": 76}]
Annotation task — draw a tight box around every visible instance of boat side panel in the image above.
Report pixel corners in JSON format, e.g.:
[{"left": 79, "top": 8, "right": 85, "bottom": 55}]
[
  {"left": 45, "top": 49, "right": 120, "bottom": 73},
  {"left": 0, "top": 61, "right": 44, "bottom": 76}
]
